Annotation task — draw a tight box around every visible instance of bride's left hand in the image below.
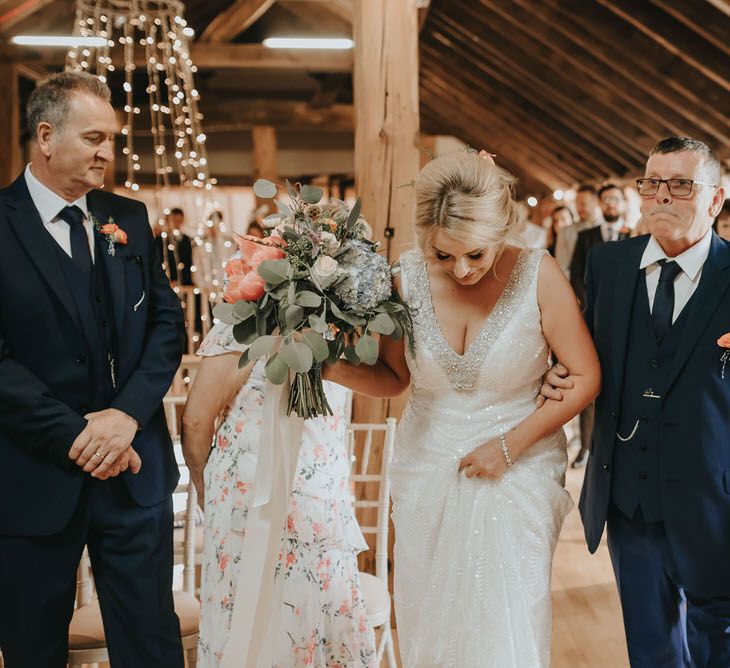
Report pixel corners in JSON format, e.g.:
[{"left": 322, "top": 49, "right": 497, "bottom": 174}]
[{"left": 458, "top": 437, "right": 509, "bottom": 479}]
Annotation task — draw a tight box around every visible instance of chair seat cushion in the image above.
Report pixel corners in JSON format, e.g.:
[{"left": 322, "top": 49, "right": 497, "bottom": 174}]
[
  {"left": 69, "top": 591, "right": 201, "bottom": 650},
  {"left": 359, "top": 572, "right": 390, "bottom": 625}
]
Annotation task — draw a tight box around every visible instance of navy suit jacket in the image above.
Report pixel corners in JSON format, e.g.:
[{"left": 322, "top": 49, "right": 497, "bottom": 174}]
[
  {"left": 579, "top": 233, "right": 730, "bottom": 595},
  {"left": 0, "top": 175, "right": 185, "bottom": 537}
]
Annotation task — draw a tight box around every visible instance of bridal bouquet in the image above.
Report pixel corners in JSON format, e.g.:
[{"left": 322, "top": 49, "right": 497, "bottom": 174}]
[{"left": 214, "top": 179, "right": 413, "bottom": 419}]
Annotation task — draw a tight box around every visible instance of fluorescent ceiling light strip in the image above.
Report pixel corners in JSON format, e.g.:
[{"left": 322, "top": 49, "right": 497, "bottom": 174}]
[
  {"left": 11, "top": 35, "right": 107, "bottom": 47},
  {"left": 263, "top": 37, "right": 353, "bottom": 50}
]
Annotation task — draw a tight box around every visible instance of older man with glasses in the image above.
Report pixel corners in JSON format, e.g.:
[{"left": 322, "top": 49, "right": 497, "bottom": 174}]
[{"left": 543, "top": 136, "right": 730, "bottom": 667}]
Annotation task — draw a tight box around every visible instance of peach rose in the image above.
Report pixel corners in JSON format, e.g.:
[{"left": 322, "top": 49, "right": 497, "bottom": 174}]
[
  {"left": 718, "top": 333, "right": 730, "bottom": 348},
  {"left": 100, "top": 223, "right": 118, "bottom": 235},
  {"left": 238, "top": 271, "right": 266, "bottom": 301},
  {"left": 113, "top": 228, "right": 127, "bottom": 245},
  {"left": 234, "top": 234, "right": 263, "bottom": 262},
  {"left": 224, "top": 257, "right": 248, "bottom": 278},
  {"left": 250, "top": 244, "right": 286, "bottom": 270}
]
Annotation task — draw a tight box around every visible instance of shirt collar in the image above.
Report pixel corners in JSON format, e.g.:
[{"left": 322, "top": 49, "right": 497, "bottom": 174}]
[
  {"left": 24, "top": 164, "right": 89, "bottom": 225},
  {"left": 640, "top": 227, "right": 713, "bottom": 282}
]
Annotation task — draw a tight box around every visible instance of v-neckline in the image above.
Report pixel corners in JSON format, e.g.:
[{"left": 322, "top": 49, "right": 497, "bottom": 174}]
[{"left": 421, "top": 249, "right": 525, "bottom": 359}]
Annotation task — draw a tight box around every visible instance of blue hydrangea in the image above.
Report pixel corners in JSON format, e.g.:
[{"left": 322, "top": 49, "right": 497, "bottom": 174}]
[{"left": 333, "top": 240, "right": 392, "bottom": 310}]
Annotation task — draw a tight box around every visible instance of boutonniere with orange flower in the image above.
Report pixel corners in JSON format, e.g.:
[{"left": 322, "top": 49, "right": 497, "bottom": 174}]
[
  {"left": 89, "top": 214, "right": 128, "bottom": 257},
  {"left": 719, "top": 333, "right": 730, "bottom": 379}
]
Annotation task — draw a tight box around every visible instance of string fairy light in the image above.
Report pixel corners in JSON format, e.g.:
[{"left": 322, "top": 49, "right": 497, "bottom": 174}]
[{"left": 65, "top": 0, "right": 226, "bottom": 297}]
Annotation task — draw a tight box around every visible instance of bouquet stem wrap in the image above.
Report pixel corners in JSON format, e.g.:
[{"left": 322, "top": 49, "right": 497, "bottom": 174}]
[{"left": 221, "top": 373, "right": 304, "bottom": 668}]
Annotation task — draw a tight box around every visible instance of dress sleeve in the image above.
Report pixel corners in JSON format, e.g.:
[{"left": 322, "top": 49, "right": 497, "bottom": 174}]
[{"left": 196, "top": 321, "right": 249, "bottom": 357}]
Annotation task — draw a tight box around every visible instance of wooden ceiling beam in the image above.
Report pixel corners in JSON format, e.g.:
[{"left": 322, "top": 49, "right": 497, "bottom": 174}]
[
  {"left": 0, "top": 0, "right": 53, "bottom": 31},
  {"left": 420, "top": 73, "right": 586, "bottom": 186},
  {"left": 596, "top": 0, "right": 730, "bottom": 93},
  {"left": 421, "top": 44, "right": 610, "bottom": 179},
  {"left": 200, "top": 0, "right": 275, "bottom": 43},
  {"left": 483, "top": 0, "right": 720, "bottom": 146},
  {"left": 12, "top": 42, "right": 354, "bottom": 72},
  {"left": 429, "top": 11, "right": 645, "bottom": 169},
  {"left": 420, "top": 100, "right": 560, "bottom": 194},
  {"left": 279, "top": 0, "right": 354, "bottom": 26},
  {"left": 546, "top": 0, "right": 730, "bottom": 144},
  {"left": 649, "top": 0, "right": 730, "bottom": 58}
]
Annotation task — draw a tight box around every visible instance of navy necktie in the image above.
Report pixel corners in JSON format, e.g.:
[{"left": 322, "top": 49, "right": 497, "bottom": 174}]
[
  {"left": 652, "top": 259, "right": 682, "bottom": 343},
  {"left": 57, "top": 205, "right": 92, "bottom": 273}
]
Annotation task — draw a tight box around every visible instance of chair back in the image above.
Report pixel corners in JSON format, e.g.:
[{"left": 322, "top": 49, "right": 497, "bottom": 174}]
[{"left": 346, "top": 418, "right": 396, "bottom": 583}]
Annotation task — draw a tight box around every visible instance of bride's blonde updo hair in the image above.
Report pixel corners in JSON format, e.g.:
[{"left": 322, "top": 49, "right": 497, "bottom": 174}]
[{"left": 414, "top": 151, "right": 526, "bottom": 255}]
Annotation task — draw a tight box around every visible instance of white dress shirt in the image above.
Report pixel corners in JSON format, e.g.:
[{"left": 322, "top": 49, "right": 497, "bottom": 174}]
[
  {"left": 601, "top": 219, "right": 625, "bottom": 242},
  {"left": 24, "top": 164, "right": 95, "bottom": 262},
  {"left": 640, "top": 227, "right": 712, "bottom": 323}
]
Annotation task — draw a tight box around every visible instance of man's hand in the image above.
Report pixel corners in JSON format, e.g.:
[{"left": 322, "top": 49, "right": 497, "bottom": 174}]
[
  {"left": 68, "top": 408, "right": 140, "bottom": 478},
  {"left": 92, "top": 446, "right": 142, "bottom": 480},
  {"left": 536, "top": 363, "right": 573, "bottom": 408}
]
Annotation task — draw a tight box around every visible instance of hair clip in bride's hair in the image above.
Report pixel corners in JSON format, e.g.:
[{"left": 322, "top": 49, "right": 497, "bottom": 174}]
[{"left": 477, "top": 149, "right": 497, "bottom": 165}]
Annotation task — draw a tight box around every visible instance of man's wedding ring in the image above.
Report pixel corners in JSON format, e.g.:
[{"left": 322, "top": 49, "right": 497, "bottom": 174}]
[{"left": 92, "top": 451, "right": 103, "bottom": 459}]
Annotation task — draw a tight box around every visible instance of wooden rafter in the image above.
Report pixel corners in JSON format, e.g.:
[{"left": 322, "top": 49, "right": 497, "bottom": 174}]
[
  {"left": 649, "top": 0, "right": 730, "bottom": 58},
  {"left": 429, "top": 11, "right": 646, "bottom": 168},
  {"left": 200, "top": 0, "right": 275, "bottom": 43},
  {"left": 0, "top": 0, "right": 53, "bottom": 31},
  {"left": 596, "top": 0, "right": 730, "bottom": 93}
]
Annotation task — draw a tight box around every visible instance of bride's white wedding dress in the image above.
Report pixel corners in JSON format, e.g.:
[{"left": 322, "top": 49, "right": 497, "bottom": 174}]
[{"left": 392, "top": 248, "right": 573, "bottom": 668}]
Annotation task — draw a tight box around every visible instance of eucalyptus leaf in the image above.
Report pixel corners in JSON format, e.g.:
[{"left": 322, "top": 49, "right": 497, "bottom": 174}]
[
  {"left": 285, "top": 179, "right": 298, "bottom": 202},
  {"left": 253, "top": 178, "right": 277, "bottom": 199},
  {"left": 295, "top": 290, "right": 322, "bottom": 308},
  {"left": 248, "top": 335, "right": 278, "bottom": 361},
  {"left": 301, "top": 331, "right": 329, "bottom": 363},
  {"left": 263, "top": 213, "right": 282, "bottom": 225},
  {"left": 265, "top": 354, "right": 289, "bottom": 385},
  {"left": 300, "top": 184, "right": 323, "bottom": 204},
  {"left": 279, "top": 339, "right": 313, "bottom": 373},
  {"left": 213, "top": 302, "right": 236, "bottom": 324},
  {"left": 344, "top": 345, "right": 360, "bottom": 365},
  {"left": 276, "top": 200, "right": 292, "bottom": 217},
  {"left": 369, "top": 312, "right": 395, "bottom": 335},
  {"left": 390, "top": 317, "right": 403, "bottom": 340},
  {"left": 285, "top": 304, "right": 304, "bottom": 328},
  {"left": 257, "top": 259, "right": 291, "bottom": 285},
  {"left": 233, "top": 300, "right": 256, "bottom": 321},
  {"left": 233, "top": 319, "right": 258, "bottom": 345},
  {"left": 256, "top": 311, "right": 268, "bottom": 336},
  {"left": 237, "top": 348, "right": 251, "bottom": 369},
  {"left": 329, "top": 301, "right": 365, "bottom": 326},
  {"left": 327, "top": 335, "right": 345, "bottom": 364},
  {"left": 345, "top": 198, "right": 362, "bottom": 230},
  {"left": 288, "top": 282, "right": 297, "bottom": 304},
  {"left": 308, "top": 314, "right": 328, "bottom": 334},
  {"left": 355, "top": 333, "right": 379, "bottom": 365}
]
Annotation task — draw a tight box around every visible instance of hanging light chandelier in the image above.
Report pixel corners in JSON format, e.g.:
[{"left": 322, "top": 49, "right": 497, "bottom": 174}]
[{"left": 65, "top": 0, "right": 227, "bottom": 301}]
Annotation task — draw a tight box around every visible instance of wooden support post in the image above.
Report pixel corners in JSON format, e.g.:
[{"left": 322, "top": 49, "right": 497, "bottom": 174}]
[
  {"left": 251, "top": 125, "right": 278, "bottom": 214},
  {"left": 0, "top": 62, "right": 21, "bottom": 186}
]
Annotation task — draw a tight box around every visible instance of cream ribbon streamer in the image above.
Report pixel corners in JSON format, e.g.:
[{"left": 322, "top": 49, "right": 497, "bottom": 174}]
[{"left": 221, "top": 374, "right": 305, "bottom": 668}]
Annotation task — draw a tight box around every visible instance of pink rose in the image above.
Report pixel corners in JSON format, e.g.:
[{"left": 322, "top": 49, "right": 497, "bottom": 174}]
[
  {"left": 250, "top": 244, "right": 285, "bottom": 270},
  {"left": 224, "top": 257, "right": 248, "bottom": 278}
]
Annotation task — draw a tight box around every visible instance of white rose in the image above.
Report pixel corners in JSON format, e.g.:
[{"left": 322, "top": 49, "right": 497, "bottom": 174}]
[
  {"left": 319, "top": 231, "right": 340, "bottom": 252},
  {"left": 312, "top": 255, "right": 340, "bottom": 287},
  {"left": 356, "top": 218, "right": 373, "bottom": 240}
]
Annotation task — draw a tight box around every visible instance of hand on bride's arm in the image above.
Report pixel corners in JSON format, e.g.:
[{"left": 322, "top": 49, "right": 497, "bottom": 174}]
[
  {"left": 535, "top": 362, "right": 573, "bottom": 408},
  {"left": 181, "top": 351, "right": 254, "bottom": 508},
  {"left": 459, "top": 436, "right": 510, "bottom": 479}
]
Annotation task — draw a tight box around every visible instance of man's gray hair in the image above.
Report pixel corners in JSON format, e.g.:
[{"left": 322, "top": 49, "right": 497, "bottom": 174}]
[
  {"left": 27, "top": 71, "right": 112, "bottom": 138},
  {"left": 650, "top": 136, "right": 722, "bottom": 185}
]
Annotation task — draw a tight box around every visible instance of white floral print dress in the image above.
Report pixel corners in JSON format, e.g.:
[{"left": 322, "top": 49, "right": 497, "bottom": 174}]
[{"left": 196, "top": 322, "right": 376, "bottom": 668}]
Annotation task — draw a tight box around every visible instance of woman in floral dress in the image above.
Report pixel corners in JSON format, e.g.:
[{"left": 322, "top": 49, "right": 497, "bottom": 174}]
[{"left": 182, "top": 321, "right": 376, "bottom": 667}]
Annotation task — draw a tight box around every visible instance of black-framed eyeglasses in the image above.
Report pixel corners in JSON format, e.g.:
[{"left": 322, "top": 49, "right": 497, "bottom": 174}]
[{"left": 636, "top": 178, "right": 717, "bottom": 197}]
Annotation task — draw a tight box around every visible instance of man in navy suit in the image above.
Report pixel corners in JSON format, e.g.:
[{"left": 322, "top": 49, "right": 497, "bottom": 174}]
[
  {"left": 544, "top": 137, "right": 730, "bottom": 666},
  {"left": 0, "top": 72, "right": 185, "bottom": 666}
]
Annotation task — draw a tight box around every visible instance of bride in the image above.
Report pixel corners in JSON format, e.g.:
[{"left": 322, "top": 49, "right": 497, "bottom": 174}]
[{"left": 324, "top": 151, "right": 601, "bottom": 667}]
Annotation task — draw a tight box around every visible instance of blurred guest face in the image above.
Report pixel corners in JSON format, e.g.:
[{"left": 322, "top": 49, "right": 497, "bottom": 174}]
[
  {"left": 429, "top": 228, "right": 498, "bottom": 287},
  {"left": 36, "top": 92, "right": 116, "bottom": 199},
  {"left": 716, "top": 214, "right": 730, "bottom": 242},
  {"left": 575, "top": 191, "right": 599, "bottom": 222},
  {"left": 640, "top": 151, "right": 724, "bottom": 255},
  {"left": 168, "top": 212, "right": 184, "bottom": 230},
  {"left": 551, "top": 208, "right": 573, "bottom": 233},
  {"left": 599, "top": 187, "right": 626, "bottom": 222}
]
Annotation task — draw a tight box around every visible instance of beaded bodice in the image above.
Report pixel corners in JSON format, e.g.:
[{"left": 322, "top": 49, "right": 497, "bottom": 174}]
[{"left": 400, "top": 248, "right": 549, "bottom": 400}]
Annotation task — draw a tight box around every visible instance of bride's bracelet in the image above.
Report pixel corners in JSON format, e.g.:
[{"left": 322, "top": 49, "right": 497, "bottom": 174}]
[{"left": 499, "top": 432, "right": 514, "bottom": 467}]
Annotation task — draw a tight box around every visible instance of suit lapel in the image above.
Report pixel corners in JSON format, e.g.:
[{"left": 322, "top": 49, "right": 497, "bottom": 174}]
[
  {"left": 667, "top": 233, "right": 730, "bottom": 392},
  {"left": 609, "top": 239, "right": 647, "bottom": 392},
  {"left": 88, "top": 191, "right": 126, "bottom": 336},
  {"left": 4, "top": 177, "right": 83, "bottom": 332}
]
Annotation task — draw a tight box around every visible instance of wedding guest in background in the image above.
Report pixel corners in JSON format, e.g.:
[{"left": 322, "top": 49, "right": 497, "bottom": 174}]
[
  {"left": 714, "top": 199, "right": 730, "bottom": 241},
  {"left": 167, "top": 207, "right": 193, "bottom": 286},
  {"left": 547, "top": 205, "right": 575, "bottom": 258},
  {"left": 555, "top": 184, "right": 602, "bottom": 279},
  {"left": 182, "top": 321, "right": 376, "bottom": 667},
  {"left": 0, "top": 71, "right": 184, "bottom": 667}
]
